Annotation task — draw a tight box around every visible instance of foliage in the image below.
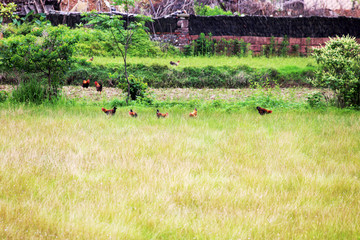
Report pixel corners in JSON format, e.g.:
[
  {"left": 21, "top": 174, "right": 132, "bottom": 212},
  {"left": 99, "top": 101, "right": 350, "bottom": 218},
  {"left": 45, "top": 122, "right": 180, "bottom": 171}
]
[
  {"left": 312, "top": 35, "right": 360, "bottom": 107},
  {"left": 83, "top": 7, "right": 152, "bottom": 103},
  {"left": 262, "top": 36, "right": 292, "bottom": 57},
  {"left": 0, "top": 90, "right": 8, "bottom": 102},
  {"left": 0, "top": 25, "right": 78, "bottom": 100},
  {"left": 62, "top": 60, "right": 312, "bottom": 89},
  {"left": 11, "top": 79, "right": 47, "bottom": 104},
  {"left": 186, "top": 33, "right": 251, "bottom": 57},
  {"left": 115, "top": 74, "right": 150, "bottom": 101},
  {"left": 306, "top": 91, "right": 326, "bottom": 108},
  {"left": 0, "top": 2, "right": 17, "bottom": 24},
  {"left": 194, "top": 1, "right": 234, "bottom": 16}
]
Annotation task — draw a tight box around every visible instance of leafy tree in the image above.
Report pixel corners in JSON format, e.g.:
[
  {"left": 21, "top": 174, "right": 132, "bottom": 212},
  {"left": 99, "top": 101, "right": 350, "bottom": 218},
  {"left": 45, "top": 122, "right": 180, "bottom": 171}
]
[
  {"left": 312, "top": 35, "right": 360, "bottom": 107},
  {"left": 0, "top": 2, "right": 17, "bottom": 24},
  {"left": 0, "top": 25, "right": 78, "bottom": 100},
  {"left": 84, "top": 0, "right": 151, "bottom": 104},
  {"left": 0, "top": 2, "right": 17, "bottom": 39}
]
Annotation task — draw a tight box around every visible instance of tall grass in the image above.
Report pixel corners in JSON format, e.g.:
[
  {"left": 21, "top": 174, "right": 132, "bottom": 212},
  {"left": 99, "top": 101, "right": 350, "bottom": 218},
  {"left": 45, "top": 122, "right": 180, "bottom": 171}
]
[{"left": 0, "top": 106, "right": 359, "bottom": 239}]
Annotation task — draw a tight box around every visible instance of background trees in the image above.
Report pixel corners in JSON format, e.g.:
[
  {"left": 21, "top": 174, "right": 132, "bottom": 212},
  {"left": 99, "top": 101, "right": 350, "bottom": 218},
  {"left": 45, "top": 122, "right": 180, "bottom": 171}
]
[{"left": 0, "top": 25, "right": 78, "bottom": 102}]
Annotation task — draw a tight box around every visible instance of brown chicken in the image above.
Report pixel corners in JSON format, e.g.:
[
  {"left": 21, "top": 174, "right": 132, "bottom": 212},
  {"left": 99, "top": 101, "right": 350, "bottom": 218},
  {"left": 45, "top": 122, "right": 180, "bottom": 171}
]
[
  {"left": 82, "top": 79, "right": 90, "bottom": 88},
  {"left": 256, "top": 106, "right": 272, "bottom": 115},
  {"left": 95, "top": 81, "right": 103, "bottom": 94},
  {"left": 170, "top": 60, "right": 180, "bottom": 66},
  {"left": 129, "top": 109, "right": 138, "bottom": 117},
  {"left": 156, "top": 109, "right": 168, "bottom": 118},
  {"left": 102, "top": 107, "right": 117, "bottom": 115},
  {"left": 87, "top": 56, "right": 94, "bottom": 62},
  {"left": 189, "top": 108, "right": 197, "bottom": 117}
]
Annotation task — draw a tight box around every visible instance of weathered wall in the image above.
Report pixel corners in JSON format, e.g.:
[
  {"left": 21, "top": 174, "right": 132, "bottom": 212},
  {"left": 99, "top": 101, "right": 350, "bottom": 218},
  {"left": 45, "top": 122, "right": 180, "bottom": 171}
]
[
  {"left": 189, "top": 15, "right": 360, "bottom": 38},
  {"left": 44, "top": 12, "right": 360, "bottom": 53}
]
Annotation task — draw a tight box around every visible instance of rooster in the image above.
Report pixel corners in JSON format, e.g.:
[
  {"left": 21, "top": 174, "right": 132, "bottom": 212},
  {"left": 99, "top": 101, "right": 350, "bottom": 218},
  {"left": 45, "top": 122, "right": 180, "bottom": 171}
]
[
  {"left": 87, "top": 56, "right": 94, "bottom": 62},
  {"left": 95, "top": 81, "right": 103, "bottom": 94},
  {"left": 82, "top": 79, "right": 90, "bottom": 88},
  {"left": 102, "top": 107, "right": 117, "bottom": 115},
  {"left": 256, "top": 106, "right": 272, "bottom": 115},
  {"left": 129, "top": 109, "right": 138, "bottom": 117},
  {"left": 189, "top": 108, "right": 197, "bottom": 117},
  {"left": 170, "top": 60, "right": 180, "bottom": 66},
  {"left": 156, "top": 109, "right": 168, "bottom": 118}
]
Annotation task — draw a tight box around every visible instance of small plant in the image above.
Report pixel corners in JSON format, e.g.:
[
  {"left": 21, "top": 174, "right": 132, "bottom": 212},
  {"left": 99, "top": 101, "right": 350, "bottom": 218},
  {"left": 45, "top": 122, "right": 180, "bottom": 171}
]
[
  {"left": 291, "top": 44, "right": 300, "bottom": 56},
  {"left": 279, "top": 35, "right": 289, "bottom": 57},
  {"left": 306, "top": 91, "right": 325, "bottom": 108},
  {"left": 117, "top": 74, "right": 150, "bottom": 101},
  {"left": 182, "top": 44, "right": 193, "bottom": 56},
  {"left": 0, "top": 90, "right": 8, "bottom": 102},
  {"left": 262, "top": 36, "right": 277, "bottom": 57}
]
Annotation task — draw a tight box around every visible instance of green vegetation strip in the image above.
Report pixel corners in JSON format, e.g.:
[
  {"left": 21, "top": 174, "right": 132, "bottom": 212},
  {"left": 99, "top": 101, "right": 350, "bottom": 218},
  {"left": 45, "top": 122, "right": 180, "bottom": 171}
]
[{"left": 68, "top": 56, "right": 316, "bottom": 89}]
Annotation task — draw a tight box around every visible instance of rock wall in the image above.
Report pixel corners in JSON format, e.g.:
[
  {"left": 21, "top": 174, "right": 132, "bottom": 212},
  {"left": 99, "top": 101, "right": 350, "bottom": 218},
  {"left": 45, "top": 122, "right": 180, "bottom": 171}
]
[
  {"left": 189, "top": 15, "right": 360, "bottom": 38},
  {"left": 43, "top": 12, "right": 360, "bottom": 53}
]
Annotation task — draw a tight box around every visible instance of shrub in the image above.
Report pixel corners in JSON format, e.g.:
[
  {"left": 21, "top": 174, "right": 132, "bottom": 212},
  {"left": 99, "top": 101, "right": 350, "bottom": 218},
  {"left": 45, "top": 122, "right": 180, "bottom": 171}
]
[
  {"left": 11, "top": 79, "right": 47, "bottom": 104},
  {"left": 0, "top": 90, "right": 8, "bottom": 102},
  {"left": 306, "top": 91, "right": 325, "bottom": 108},
  {"left": 312, "top": 35, "right": 360, "bottom": 107},
  {"left": 117, "top": 74, "right": 150, "bottom": 101}
]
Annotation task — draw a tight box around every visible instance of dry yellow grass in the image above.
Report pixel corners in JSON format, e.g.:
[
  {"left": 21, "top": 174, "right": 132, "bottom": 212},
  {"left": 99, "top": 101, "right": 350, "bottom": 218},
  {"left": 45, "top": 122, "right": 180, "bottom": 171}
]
[{"left": 0, "top": 106, "right": 359, "bottom": 239}]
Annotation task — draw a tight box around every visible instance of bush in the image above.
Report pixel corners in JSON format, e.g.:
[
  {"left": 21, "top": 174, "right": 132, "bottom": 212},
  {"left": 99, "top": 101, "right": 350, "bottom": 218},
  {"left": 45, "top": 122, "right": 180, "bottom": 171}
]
[
  {"left": 116, "top": 74, "right": 150, "bottom": 101},
  {"left": 312, "top": 35, "right": 360, "bottom": 107},
  {"left": 306, "top": 91, "right": 326, "bottom": 108},
  {"left": 0, "top": 90, "right": 8, "bottom": 102},
  {"left": 11, "top": 79, "right": 47, "bottom": 104}
]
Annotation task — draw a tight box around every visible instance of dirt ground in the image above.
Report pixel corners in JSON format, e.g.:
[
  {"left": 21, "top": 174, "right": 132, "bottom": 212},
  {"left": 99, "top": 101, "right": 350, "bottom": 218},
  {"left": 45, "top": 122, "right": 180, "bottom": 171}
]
[{"left": 1, "top": 85, "right": 334, "bottom": 103}]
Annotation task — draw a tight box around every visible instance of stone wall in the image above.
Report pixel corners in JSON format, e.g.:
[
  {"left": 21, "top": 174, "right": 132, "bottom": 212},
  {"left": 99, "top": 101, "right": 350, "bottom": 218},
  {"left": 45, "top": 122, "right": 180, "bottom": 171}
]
[
  {"left": 43, "top": 12, "right": 360, "bottom": 53},
  {"left": 189, "top": 15, "right": 360, "bottom": 38}
]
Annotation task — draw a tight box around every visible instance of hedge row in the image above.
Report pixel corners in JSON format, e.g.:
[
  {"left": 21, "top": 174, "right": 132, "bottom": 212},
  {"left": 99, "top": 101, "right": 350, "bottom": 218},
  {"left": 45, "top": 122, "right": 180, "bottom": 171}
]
[{"left": 64, "top": 62, "right": 314, "bottom": 88}]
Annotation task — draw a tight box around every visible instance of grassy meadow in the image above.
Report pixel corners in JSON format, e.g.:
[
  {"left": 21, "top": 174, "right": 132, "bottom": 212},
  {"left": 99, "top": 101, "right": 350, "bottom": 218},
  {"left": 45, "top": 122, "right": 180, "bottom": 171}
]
[
  {"left": 90, "top": 56, "right": 316, "bottom": 72},
  {"left": 0, "top": 105, "right": 359, "bottom": 239}
]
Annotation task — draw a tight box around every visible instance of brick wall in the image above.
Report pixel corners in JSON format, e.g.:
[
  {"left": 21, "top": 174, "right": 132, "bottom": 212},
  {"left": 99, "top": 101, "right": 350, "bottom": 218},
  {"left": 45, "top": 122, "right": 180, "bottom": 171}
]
[{"left": 43, "top": 12, "right": 360, "bottom": 54}]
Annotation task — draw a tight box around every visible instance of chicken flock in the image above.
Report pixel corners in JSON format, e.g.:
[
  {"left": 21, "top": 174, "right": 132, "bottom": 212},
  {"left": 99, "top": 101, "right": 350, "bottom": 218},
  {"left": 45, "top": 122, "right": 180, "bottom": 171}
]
[
  {"left": 100, "top": 106, "right": 271, "bottom": 118},
  {"left": 82, "top": 79, "right": 272, "bottom": 118}
]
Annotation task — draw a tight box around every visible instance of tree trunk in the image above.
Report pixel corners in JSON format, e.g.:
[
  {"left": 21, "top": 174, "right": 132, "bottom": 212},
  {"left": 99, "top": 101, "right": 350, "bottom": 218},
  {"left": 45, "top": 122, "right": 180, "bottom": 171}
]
[
  {"left": 216, "top": 0, "right": 227, "bottom": 12},
  {"left": 48, "top": 71, "right": 52, "bottom": 100},
  {"left": 124, "top": 47, "right": 130, "bottom": 105}
]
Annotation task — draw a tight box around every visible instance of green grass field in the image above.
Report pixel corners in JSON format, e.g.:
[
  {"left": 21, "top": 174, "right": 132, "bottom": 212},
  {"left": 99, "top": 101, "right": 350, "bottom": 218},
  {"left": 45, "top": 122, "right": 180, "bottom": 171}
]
[
  {"left": 91, "top": 56, "right": 316, "bottom": 73},
  {"left": 1, "top": 105, "right": 359, "bottom": 239}
]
